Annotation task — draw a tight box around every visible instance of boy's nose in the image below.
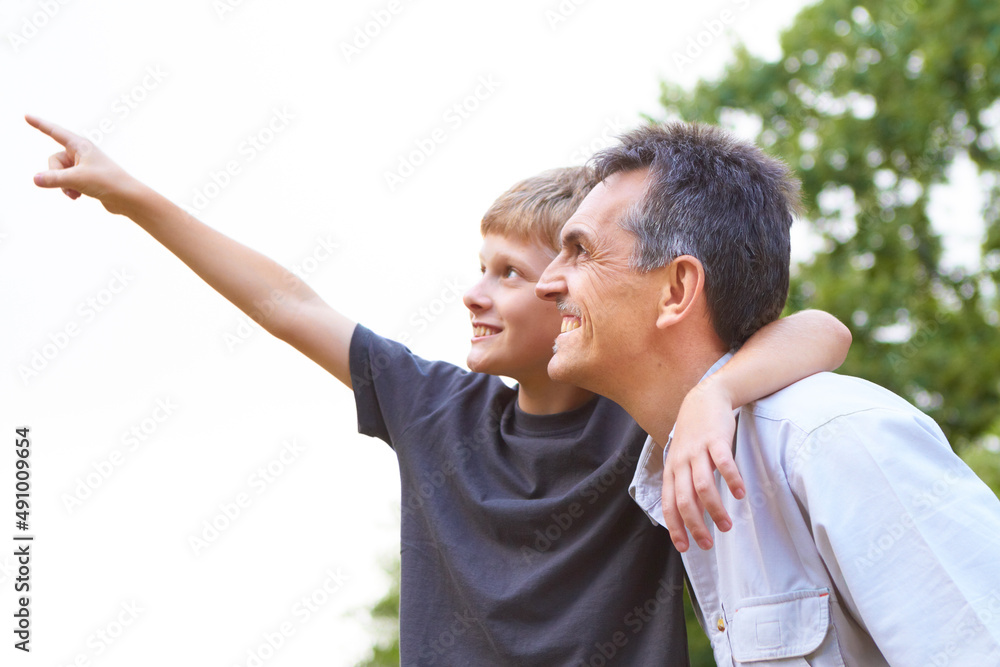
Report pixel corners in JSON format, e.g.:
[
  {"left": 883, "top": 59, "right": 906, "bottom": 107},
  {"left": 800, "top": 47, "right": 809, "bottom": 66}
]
[{"left": 463, "top": 280, "right": 491, "bottom": 311}]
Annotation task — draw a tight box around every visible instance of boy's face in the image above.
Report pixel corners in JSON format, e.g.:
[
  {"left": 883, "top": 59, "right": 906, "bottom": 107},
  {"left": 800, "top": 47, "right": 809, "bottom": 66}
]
[{"left": 463, "top": 233, "right": 563, "bottom": 381}]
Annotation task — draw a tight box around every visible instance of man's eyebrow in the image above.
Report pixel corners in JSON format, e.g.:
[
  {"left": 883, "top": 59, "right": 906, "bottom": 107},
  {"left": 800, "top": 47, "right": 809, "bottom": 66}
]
[{"left": 561, "top": 227, "right": 592, "bottom": 247}]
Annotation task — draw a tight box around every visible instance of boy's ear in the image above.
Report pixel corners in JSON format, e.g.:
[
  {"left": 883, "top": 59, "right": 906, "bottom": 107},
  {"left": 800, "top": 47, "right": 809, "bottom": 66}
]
[{"left": 656, "top": 255, "right": 706, "bottom": 330}]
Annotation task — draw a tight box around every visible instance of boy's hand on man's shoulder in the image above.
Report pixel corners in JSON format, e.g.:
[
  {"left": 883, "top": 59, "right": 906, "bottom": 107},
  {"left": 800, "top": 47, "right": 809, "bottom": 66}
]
[
  {"left": 662, "top": 379, "right": 744, "bottom": 553},
  {"left": 26, "top": 114, "right": 140, "bottom": 215}
]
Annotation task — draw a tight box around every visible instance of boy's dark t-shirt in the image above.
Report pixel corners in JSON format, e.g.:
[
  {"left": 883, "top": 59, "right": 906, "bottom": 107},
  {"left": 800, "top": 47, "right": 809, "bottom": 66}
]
[{"left": 350, "top": 325, "right": 689, "bottom": 666}]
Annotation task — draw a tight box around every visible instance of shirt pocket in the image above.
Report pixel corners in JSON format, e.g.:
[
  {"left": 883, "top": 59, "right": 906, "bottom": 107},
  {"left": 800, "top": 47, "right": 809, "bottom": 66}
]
[{"left": 728, "top": 588, "right": 834, "bottom": 665}]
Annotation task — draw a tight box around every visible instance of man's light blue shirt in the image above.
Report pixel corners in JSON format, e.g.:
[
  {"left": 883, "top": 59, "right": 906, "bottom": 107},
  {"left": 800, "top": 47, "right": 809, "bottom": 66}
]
[{"left": 630, "top": 358, "right": 1000, "bottom": 665}]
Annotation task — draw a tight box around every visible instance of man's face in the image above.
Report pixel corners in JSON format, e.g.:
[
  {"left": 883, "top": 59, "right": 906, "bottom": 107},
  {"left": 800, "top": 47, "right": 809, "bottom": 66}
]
[
  {"left": 463, "top": 233, "right": 563, "bottom": 380},
  {"left": 535, "top": 169, "right": 664, "bottom": 393}
]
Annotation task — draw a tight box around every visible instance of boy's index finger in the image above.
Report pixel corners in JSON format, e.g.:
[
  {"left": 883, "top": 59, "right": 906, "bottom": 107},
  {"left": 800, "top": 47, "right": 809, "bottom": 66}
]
[{"left": 25, "top": 114, "right": 77, "bottom": 147}]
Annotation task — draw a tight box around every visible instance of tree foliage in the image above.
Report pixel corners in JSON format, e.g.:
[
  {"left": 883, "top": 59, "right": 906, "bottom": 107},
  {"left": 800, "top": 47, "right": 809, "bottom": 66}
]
[
  {"left": 356, "top": 560, "right": 401, "bottom": 667},
  {"left": 665, "top": 3, "right": 1000, "bottom": 658},
  {"left": 659, "top": 0, "right": 1000, "bottom": 449}
]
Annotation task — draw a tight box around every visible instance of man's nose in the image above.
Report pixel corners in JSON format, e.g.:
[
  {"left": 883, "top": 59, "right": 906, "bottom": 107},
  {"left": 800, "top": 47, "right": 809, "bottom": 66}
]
[{"left": 535, "top": 259, "right": 567, "bottom": 302}]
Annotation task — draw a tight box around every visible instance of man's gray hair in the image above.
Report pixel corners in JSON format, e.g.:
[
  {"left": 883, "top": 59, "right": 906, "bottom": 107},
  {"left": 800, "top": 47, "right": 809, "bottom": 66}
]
[{"left": 592, "top": 122, "right": 802, "bottom": 350}]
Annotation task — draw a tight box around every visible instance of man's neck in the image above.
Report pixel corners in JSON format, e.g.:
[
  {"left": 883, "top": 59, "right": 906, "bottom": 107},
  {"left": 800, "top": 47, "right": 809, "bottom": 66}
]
[{"left": 614, "top": 344, "right": 727, "bottom": 445}]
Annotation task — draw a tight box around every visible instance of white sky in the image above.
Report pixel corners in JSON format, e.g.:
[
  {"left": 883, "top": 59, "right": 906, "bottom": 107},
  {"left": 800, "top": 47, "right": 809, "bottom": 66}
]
[{"left": 0, "top": 0, "right": 985, "bottom": 664}]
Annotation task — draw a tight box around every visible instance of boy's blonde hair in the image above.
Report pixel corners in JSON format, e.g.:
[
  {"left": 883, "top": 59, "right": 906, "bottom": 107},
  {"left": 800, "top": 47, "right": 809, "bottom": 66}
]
[{"left": 480, "top": 166, "right": 596, "bottom": 253}]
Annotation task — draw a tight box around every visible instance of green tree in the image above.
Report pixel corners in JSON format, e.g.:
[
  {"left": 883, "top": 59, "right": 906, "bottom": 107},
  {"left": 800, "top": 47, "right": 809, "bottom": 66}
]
[
  {"left": 356, "top": 560, "right": 401, "bottom": 667},
  {"left": 661, "top": 5, "right": 1000, "bottom": 660},
  {"left": 683, "top": 586, "right": 716, "bottom": 667},
  {"left": 963, "top": 442, "right": 1000, "bottom": 496},
  {"left": 658, "top": 0, "right": 1000, "bottom": 451}
]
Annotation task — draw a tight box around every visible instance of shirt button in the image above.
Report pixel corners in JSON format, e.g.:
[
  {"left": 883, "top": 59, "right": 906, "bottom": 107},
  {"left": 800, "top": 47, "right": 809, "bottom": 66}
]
[{"left": 717, "top": 617, "right": 726, "bottom": 632}]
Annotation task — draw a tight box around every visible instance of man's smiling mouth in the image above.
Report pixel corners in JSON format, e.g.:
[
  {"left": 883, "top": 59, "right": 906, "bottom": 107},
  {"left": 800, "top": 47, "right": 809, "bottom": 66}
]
[{"left": 560, "top": 317, "right": 581, "bottom": 333}]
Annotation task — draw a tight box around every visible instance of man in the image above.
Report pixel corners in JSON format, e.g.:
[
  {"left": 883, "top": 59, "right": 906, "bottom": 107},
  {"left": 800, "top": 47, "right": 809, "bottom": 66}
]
[{"left": 535, "top": 122, "right": 1000, "bottom": 665}]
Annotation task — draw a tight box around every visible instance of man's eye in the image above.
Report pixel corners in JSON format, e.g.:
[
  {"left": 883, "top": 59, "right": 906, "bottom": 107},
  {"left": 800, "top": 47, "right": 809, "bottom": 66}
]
[
  {"left": 575, "top": 244, "right": 590, "bottom": 257},
  {"left": 479, "top": 265, "right": 486, "bottom": 274}
]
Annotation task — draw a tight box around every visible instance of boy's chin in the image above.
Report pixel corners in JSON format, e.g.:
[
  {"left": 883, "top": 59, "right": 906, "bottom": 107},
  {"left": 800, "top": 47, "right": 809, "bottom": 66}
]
[
  {"left": 467, "top": 353, "right": 501, "bottom": 376},
  {"left": 467, "top": 354, "right": 486, "bottom": 373}
]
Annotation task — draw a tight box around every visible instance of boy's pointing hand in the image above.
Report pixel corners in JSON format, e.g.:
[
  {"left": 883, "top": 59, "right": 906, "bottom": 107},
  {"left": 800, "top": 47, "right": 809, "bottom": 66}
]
[{"left": 25, "top": 114, "right": 135, "bottom": 215}]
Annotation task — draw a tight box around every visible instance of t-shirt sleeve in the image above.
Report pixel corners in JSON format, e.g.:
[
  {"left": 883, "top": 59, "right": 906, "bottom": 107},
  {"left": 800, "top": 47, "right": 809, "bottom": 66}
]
[
  {"left": 348, "top": 324, "right": 477, "bottom": 447},
  {"left": 788, "top": 407, "right": 1000, "bottom": 663}
]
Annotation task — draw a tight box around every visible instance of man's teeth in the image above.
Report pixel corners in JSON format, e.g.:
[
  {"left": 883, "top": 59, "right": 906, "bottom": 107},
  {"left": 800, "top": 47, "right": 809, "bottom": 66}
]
[{"left": 561, "top": 318, "right": 581, "bottom": 333}]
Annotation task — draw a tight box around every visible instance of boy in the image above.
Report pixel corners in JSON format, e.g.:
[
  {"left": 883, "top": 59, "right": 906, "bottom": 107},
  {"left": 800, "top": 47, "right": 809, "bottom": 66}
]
[{"left": 27, "top": 115, "right": 849, "bottom": 664}]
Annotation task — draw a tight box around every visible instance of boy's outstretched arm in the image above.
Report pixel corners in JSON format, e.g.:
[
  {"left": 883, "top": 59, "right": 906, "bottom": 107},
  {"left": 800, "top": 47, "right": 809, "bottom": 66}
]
[
  {"left": 26, "top": 115, "right": 356, "bottom": 387},
  {"left": 663, "top": 309, "right": 851, "bottom": 552}
]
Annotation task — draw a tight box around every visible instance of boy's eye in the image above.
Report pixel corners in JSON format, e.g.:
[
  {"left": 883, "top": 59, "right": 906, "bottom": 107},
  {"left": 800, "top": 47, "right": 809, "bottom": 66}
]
[{"left": 503, "top": 266, "right": 519, "bottom": 279}]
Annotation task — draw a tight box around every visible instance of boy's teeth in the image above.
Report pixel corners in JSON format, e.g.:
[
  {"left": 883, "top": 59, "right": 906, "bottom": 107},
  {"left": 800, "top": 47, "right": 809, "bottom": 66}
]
[
  {"left": 474, "top": 326, "right": 497, "bottom": 337},
  {"left": 561, "top": 318, "right": 581, "bottom": 333}
]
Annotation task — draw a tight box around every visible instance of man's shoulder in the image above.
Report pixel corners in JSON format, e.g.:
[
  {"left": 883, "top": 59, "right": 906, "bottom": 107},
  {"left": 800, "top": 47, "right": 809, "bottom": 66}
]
[{"left": 746, "top": 372, "right": 925, "bottom": 435}]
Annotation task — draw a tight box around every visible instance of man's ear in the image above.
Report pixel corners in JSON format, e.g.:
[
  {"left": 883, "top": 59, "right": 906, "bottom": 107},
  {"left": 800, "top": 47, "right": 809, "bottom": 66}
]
[{"left": 656, "top": 255, "right": 706, "bottom": 330}]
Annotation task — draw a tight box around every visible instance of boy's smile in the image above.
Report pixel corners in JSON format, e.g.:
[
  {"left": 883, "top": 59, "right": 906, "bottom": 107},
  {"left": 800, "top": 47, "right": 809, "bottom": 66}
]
[
  {"left": 471, "top": 321, "right": 502, "bottom": 339},
  {"left": 463, "top": 233, "right": 564, "bottom": 383}
]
